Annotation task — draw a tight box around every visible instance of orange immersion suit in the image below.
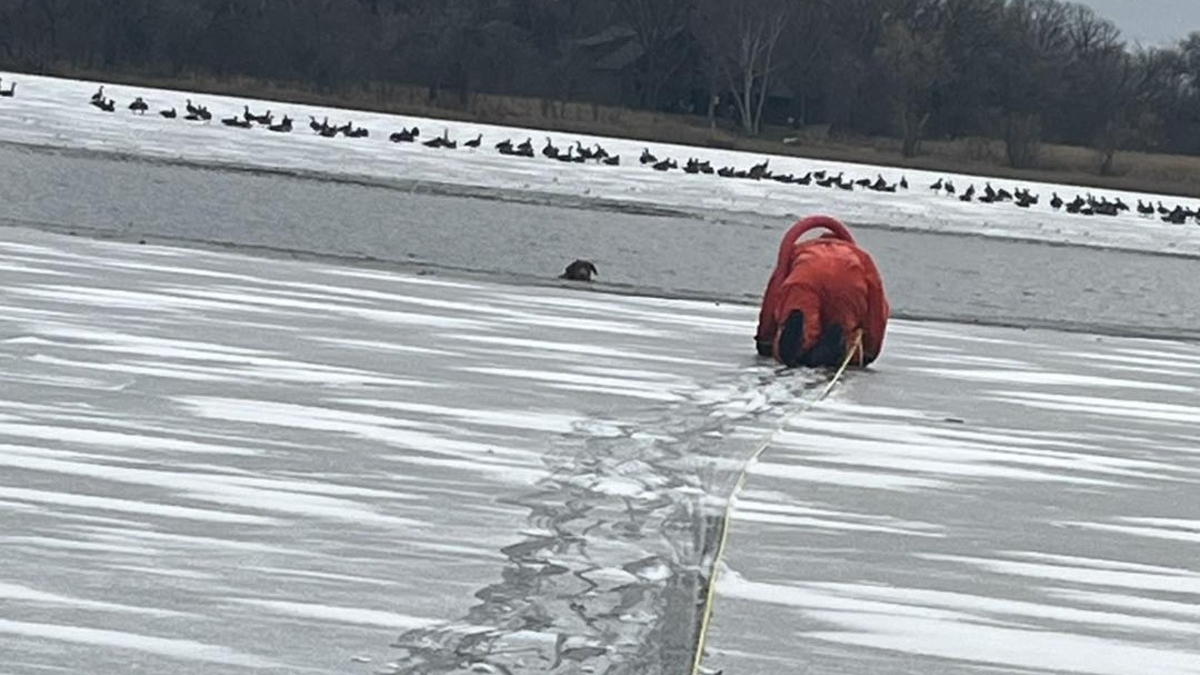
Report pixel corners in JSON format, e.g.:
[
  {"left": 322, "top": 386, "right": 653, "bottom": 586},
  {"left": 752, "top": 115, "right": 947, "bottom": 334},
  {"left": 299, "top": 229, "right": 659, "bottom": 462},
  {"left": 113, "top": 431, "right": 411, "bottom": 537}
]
[{"left": 755, "top": 215, "right": 889, "bottom": 368}]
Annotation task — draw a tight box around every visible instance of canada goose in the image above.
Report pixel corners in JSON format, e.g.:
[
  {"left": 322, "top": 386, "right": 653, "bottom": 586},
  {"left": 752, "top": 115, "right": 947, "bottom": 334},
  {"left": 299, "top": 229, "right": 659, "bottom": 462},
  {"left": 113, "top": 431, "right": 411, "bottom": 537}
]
[
  {"left": 559, "top": 259, "right": 598, "bottom": 282},
  {"left": 817, "top": 171, "right": 841, "bottom": 187},
  {"left": 1162, "top": 207, "right": 1188, "bottom": 224},
  {"left": 601, "top": 155, "right": 620, "bottom": 166},
  {"left": 640, "top": 148, "right": 657, "bottom": 165},
  {"left": 221, "top": 116, "right": 252, "bottom": 128},
  {"left": 542, "top": 138, "right": 559, "bottom": 159},
  {"left": 0, "top": 81, "right": 17, "bottom": 98},
  {"left": 747, "top": 160, "right": 770, "bottom": 180},
  {"left": 160, "top": 108, "right": 177, "bottom": 119},
  {"left": 465, "top": 133, "right": 482, "bottom": 148},
  {"left": 419, "top": 128, "right": 452, "bottom": 147},
  {"left": 268, "top": 115, "right": 293, "bottom": 132},
  {"left": 1050, "top": 193, "right": 1064, "bottom": 210},
  {"left": 91, "top": 86, "right": 105, "bottom": 103},
  {"left": 128, "top": 97, "right": 148, "bottom": 114}
]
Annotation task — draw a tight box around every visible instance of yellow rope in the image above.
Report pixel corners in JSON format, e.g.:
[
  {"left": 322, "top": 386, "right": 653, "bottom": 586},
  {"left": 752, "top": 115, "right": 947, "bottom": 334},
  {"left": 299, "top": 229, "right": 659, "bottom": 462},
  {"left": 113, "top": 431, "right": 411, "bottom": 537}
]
[{"left": 689, "top": 329, "right": 864, "bottom": 675}]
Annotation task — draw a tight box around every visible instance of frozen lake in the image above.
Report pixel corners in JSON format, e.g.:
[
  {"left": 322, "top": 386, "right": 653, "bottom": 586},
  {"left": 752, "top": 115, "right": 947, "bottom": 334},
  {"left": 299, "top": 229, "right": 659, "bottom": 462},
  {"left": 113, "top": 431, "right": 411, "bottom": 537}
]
[
  {"left": 3, "top": 71, "right": 1200, "bottom": 257},
  {"left": 705, "top": 323, "right": 1200, "bottom": 675},
  {"left": 1, "top": 72, "right": 1199, "bottom": 675},
  {"left": 3, "top": 226, "right": 1197, "bottom": 675},
  {"left": 0, "top": 226, "right": 798, "bottom": 674}
]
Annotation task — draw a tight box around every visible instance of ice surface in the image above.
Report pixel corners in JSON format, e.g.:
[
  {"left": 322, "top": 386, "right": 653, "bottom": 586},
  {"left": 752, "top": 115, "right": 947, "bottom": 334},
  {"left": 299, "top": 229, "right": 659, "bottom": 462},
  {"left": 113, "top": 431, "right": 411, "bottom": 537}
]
[
  {"left": 705, "top": 319, "right": 1200, "bottom": 675},
  {"left": 0, "top": 226, "right": 800, "bottom": 675}
]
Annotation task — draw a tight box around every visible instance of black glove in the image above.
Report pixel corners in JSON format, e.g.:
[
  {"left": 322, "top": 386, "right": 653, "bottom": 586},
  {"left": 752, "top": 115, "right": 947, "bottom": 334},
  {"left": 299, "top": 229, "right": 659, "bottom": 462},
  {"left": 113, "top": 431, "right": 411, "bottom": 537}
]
[{"left": 755, "top": 339, "right": 773, "bottom": 357}]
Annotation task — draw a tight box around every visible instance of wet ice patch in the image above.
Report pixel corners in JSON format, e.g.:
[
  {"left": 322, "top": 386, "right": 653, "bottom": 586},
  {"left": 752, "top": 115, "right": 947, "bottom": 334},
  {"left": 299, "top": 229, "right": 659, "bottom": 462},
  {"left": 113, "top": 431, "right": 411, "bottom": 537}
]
[
  {"left": 227, "top": 599, "right": 438, "bottom": 629},
  {"left": 732, "top": 499, "right": 943, "bottom": 537},
  {"left": 717, "top": 571, "right": 1200, "bottom": 675},
  {"left": 915, "top": 367, "right": 1195, "bottom": 392},
  {"left": 992, "top": 391, "right": 1200, "bottom": 426},
  {"left": 336, "top": 399, "right": 582, "bottom": 434},
  {"left": 0, "top": 619, "right": 279, "bottom": 667},
  {"left": 0, "top": 486, "right": 278, "bottom": 524},
  {"left": 0, "top": 582, "right": 190, "bottom": 617}
]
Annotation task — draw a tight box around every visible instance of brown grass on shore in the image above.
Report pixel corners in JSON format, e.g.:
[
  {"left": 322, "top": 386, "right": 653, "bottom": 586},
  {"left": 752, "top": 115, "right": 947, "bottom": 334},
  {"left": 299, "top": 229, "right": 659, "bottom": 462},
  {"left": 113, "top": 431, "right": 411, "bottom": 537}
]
[{"left": 27, "top": 64, "right": 1200, "bottom": 200}]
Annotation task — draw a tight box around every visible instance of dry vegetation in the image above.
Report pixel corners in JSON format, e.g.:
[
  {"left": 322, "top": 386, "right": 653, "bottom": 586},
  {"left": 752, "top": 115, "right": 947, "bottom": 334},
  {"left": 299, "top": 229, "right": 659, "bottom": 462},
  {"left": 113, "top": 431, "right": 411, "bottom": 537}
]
[{"left": 51, "top": 65, "right": 1200, "bottom": 200}]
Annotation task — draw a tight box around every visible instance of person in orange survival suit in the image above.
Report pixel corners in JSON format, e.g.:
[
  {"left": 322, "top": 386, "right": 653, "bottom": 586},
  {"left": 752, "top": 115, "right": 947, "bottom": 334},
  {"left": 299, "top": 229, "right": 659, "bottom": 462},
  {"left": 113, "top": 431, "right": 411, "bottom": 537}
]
[{"left": 755, "top": 215, "right": 889, "bottom": 368}]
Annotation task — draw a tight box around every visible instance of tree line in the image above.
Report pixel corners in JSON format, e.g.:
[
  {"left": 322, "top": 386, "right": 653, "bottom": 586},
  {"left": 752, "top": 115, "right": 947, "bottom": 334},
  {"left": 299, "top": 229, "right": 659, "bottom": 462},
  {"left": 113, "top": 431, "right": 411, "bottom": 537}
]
[{"left": 3, "top": 0, "right": 1200, "bottom": 169}]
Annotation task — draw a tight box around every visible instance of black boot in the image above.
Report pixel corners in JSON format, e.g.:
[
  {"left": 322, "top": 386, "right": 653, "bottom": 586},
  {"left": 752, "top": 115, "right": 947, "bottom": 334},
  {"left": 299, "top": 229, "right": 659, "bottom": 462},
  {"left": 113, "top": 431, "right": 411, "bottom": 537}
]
[
  {"left": 803, "top": 325, "right": 846, "bottom": 368},
  {"left": 777, "top": 312, "right": 807, "bottom": 368}
]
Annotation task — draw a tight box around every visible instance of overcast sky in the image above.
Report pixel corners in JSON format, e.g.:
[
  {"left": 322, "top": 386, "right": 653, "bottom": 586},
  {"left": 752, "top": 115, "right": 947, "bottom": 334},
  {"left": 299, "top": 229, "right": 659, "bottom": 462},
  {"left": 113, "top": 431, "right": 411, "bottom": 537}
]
[{"left": 1079, "top": 0, "right": 1200, "bottom": 47}]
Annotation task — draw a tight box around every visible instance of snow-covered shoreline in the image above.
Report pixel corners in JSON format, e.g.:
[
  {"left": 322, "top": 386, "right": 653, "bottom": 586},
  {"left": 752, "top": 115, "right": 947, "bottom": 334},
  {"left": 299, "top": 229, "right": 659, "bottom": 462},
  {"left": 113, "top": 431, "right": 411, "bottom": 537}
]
[{"left": 3, "top": 71, "right": 1199, "bottom": 258}]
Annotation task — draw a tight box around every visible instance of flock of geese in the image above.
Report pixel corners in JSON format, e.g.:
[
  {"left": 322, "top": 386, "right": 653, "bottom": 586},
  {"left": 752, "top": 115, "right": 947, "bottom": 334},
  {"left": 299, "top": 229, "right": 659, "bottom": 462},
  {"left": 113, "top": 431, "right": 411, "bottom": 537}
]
[
  {"left": 928, "top": 177, "right": 1200, "bottom": 224},
  {"left": 29, "top": 84, "right": 1191, "bottom": 227}
]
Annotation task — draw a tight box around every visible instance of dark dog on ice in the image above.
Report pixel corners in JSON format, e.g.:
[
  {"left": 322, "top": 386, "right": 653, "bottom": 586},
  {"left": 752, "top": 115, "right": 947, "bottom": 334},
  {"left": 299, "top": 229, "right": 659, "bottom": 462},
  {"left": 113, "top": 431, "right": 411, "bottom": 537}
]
[{"left": 559, "top": 259, "right": 598, "bottom": 282}]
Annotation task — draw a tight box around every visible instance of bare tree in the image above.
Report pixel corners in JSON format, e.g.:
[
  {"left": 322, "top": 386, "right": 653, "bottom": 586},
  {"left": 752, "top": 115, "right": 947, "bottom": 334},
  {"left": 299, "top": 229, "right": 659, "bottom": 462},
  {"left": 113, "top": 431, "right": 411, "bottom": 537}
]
[
  {"left": 875, "top": 10, "right": 947, "bottom": 157},
  {"left": 775, "top": 0, "right": 834, "bottom": 127},
  {"left": 613, "top": 0, "right": 694, "bottom": 109},
  {"left": 693, "top": 0, "right": 795, "bottom": 135}
]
